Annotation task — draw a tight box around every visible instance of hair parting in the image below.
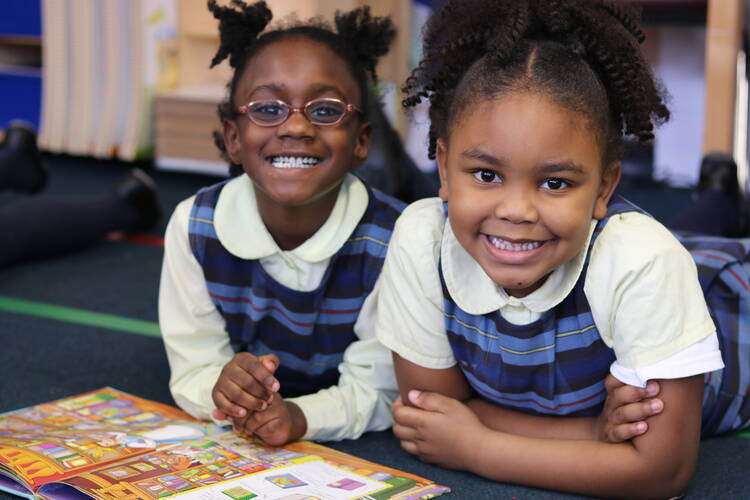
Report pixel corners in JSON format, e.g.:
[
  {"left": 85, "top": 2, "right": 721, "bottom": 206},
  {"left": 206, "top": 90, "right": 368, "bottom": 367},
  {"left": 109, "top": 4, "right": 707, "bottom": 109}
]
[{"left": 403, "top": 0, "right": 669, "bottom": 163}]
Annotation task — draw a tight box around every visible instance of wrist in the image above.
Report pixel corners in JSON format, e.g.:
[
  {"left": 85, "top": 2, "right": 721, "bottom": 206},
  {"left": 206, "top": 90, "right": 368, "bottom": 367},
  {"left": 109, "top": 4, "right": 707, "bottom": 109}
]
[
  {"left": 284, "top": 401, "right": 308, "bottom": 442},
  {"left": 591, "top": 414, "right": 604, "bottom": 441},
  {"left": 462, "top": 421, "right": 490, "bottom": 474}
]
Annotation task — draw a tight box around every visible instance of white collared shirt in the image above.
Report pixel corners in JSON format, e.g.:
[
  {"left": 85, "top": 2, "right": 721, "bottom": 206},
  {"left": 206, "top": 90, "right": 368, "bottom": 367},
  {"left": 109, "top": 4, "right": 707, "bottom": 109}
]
[
  {"left": 376, "top": 197, "right": 723, "bottom": 388},
  {"left": 159, "top": 173, "right": 397, "bottom": 441}
]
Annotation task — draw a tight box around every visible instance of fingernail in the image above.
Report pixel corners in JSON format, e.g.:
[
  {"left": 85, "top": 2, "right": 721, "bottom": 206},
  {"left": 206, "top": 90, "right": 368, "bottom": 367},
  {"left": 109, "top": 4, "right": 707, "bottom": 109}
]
[
  {"left": 408, "top": 390, "right": 422, "bottom": 403},
  {"left": 650, "top": 400, "right": 663, "bottom": 412},
  {"left": 646, "top": 383, "right": 657, "bottom": 395},
  {"left": 635, "top": 422, "right": 647, "bottom": 433},
  {"left": 237, "top": 408, "right": 246, "bottom": 417},
  {"left": 267, "top": 378, "right": 279, "bottom": 392},
  {"left": 261, "top": 401, "right": 268, "bottom": 411}
]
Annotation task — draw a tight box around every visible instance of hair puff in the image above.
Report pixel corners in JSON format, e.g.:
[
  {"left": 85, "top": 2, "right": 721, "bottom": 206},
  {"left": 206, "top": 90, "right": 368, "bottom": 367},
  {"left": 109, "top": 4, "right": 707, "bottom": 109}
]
[{"left": 208, "top": 0, "right": 273, "bottom": 69}]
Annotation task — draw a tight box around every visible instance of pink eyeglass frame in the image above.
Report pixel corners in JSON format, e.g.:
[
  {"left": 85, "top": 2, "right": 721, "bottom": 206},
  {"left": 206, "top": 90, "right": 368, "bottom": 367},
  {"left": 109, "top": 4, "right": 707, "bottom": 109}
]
[{"left": 237, "top": 98, "right": 362, "bottom": 126}]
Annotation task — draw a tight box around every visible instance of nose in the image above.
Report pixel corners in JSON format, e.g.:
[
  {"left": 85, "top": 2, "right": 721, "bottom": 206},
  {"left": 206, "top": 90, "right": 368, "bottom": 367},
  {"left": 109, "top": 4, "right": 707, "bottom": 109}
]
[
  {"left": 276, "top": 108, "right": 315, "bottom": 139},
  {"left": 493, "top": 186, "right": 538, "bottom": 224}
]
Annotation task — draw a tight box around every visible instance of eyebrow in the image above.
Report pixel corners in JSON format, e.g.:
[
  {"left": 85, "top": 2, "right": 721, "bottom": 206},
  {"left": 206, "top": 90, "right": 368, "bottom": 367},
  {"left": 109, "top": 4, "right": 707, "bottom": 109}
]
[
  {"left": 538, "top": 162, "right": 586, "bottom": 175},
  {"left": 461, "top": 148, "right": 503, "bottom": 166},
  {"left": 247, "top": 83, "right": 346, "bottom": 100},
  {"left": 460, "top": 148, "right": 587, "bottom": 175}
]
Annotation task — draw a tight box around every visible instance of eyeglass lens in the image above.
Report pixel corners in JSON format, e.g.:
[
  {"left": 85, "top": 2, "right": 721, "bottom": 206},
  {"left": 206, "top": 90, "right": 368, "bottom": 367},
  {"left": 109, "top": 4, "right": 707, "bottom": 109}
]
[{"left": 246, "top": 99, "right": 347, "bottom": 126}]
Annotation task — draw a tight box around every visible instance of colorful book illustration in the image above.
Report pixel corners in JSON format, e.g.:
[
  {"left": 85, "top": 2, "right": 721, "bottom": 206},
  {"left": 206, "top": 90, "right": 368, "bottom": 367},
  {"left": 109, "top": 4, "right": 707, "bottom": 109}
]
[{"left": 0, "top": 388, "right": 450, "bottom": 500}]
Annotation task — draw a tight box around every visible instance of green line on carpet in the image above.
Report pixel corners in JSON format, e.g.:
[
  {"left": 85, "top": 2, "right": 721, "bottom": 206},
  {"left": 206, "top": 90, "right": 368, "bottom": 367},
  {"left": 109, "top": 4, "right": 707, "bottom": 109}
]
[{"left": 0, "top": 296, "right": 161, "bottom": 337}]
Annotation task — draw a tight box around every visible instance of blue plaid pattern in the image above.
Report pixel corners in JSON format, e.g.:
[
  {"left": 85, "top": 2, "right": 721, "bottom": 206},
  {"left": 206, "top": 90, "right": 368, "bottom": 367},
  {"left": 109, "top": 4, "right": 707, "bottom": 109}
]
[
  {"left": 188, "top": 179, "right": 404, "bottom": 397},
  {"left": 675, "top": 232, "right": 750, "bottom": 435}
]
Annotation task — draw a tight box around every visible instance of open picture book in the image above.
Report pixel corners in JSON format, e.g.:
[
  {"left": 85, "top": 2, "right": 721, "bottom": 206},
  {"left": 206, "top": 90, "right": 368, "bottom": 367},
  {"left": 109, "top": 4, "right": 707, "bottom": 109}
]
[{"left": 0, "top": 388, "right": 449, "bottom": 500}]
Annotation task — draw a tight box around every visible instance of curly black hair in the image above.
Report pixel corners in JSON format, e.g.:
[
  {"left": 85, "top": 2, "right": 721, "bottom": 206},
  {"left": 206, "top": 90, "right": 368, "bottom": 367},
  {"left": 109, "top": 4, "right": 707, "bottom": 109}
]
[
  {"left": 207, "top": 0, "right": 396, "bottom": 176},
  {"left": 403, "top": 0, "right": 669, "bottom": 165}
]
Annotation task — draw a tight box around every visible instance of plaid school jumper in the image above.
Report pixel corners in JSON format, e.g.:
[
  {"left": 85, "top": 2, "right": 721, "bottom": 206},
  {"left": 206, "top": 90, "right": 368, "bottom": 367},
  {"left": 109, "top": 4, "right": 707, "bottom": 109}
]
[
  {"left": 442, "top": 196, "right": 750, "bottom": 434},
  {"left": 188, "top": 179, "right": 404, "bottom": 397}
]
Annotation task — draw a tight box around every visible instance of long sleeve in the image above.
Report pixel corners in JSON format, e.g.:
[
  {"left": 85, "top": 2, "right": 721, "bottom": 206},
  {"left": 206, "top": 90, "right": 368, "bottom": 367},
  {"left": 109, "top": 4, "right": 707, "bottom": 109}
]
[
  {"left": 158, "top": 198, "right": 234, "bottom": 420},
  {"left": 286, "top": 278, "right": 399, "bottom": 441}
]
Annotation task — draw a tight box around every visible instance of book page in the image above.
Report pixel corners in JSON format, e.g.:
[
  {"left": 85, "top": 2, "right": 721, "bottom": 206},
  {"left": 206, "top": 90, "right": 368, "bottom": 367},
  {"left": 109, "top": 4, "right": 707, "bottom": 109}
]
[
  {"left": 50, "top": 430, "right": 448, "bottom": 500},
  {"left": 1, "top": 388, "right": 449, "bottom": 500},
  {"left": 0, "top": 387, "right": 198, "bottom": 492}
]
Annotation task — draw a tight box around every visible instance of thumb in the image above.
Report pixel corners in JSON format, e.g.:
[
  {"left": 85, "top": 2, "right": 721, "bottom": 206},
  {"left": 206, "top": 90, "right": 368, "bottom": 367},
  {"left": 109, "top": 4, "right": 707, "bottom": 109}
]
[
  {"left": 408, "top": 390, "right": 447, "bottom": 412},
  {"left": 260, "top": 354, "right": 280, "bottom": 373}
]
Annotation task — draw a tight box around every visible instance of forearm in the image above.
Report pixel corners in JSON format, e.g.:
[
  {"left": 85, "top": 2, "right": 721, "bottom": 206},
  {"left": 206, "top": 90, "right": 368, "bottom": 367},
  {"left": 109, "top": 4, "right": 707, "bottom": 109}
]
[
  {"left": 466, "top": 377, "right": 703, "bottom": 497},
  {"left": 393, "top": 352, "right": 472, "bottom": 403},
  {"left": 466, "top": 429, "right": 694, "bottom": 499},
  {"left": 467, "top": 398, "right": 597, "bottom": 440},
  {"left": 159, "top": 208, "right": 235, "bottom": 421}
]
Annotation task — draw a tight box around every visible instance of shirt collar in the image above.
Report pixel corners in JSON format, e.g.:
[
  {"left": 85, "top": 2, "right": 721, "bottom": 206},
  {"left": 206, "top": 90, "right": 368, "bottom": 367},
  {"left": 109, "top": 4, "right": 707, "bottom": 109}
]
[
  {"left": 441, "top": 219, "right": 597, "bottom": 315},
  {"left": 213, "top": 173, "right": 368, "bottom": 261}
]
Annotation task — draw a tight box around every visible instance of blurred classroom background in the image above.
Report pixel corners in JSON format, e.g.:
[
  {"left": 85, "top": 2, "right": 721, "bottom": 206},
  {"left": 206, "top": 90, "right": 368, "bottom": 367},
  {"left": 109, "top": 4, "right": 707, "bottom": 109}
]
[{"left": 0, "top": 0, "right": 746, "bottom": 189}]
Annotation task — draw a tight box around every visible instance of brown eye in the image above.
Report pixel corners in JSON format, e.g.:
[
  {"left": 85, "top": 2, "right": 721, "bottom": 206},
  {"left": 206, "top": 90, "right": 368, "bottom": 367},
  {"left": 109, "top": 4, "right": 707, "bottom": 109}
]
[
  {"left": 474, "top": 169, "right": 500, "bottom": 183},
  {"left": 541, "top": 178, "right": 569, "bottom": 190}
]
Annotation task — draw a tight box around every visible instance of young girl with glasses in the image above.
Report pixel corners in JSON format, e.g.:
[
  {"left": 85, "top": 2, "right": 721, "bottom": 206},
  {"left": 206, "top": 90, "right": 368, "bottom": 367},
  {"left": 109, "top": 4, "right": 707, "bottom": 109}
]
[
  {"left": 158, "top": 0, "right": 404, "bottom": 446},
  {"left": 376, "top": 0, "right": 750, "bottom": 497}
]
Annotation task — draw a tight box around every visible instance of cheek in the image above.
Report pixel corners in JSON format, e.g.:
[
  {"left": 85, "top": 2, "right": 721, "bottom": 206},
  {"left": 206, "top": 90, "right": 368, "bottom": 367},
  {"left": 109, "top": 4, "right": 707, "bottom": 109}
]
[{"left": 543, "top": 198, "right": 594, "bottom": 241}]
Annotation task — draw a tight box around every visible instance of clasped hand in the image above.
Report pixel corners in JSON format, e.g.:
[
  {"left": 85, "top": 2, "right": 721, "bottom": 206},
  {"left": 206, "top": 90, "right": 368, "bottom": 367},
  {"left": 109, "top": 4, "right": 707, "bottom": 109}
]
[
  {"left": 211, "top": 352, "right": 306, "bottom": 446},
  {"left": 392, "top": 374, "right": 664, "bottom": 467}
]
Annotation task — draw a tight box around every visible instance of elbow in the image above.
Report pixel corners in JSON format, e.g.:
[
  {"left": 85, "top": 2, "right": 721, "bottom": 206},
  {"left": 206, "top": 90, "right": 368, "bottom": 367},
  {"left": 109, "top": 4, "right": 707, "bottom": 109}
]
[
  {"left": 657, "top": 460, "right": 697, "bottom": 500},
  {"left": 624, "top": 456, "right": 697, "bottom": 500}
]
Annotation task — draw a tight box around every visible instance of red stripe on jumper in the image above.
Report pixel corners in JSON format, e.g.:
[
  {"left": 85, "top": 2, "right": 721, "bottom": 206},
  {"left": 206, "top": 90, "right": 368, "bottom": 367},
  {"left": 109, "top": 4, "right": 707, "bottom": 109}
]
[
  {"left": 107, "top": 231, "right": 165, "bottom": 247},
  {"left": 209, "top": 293, "right": 361, "bottom": 327},
  {"left": 693, "top": 251, "right": 750, "bottom": 291}
]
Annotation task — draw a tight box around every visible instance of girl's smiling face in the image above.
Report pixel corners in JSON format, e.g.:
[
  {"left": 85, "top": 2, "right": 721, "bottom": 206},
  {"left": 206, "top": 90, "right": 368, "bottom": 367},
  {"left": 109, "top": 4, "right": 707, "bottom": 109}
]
[
  {"left": 223, "top": 36, "right": 371, "bottom": 211},
  {"left": 437, "top": 91, "right": 620, "bottom": 298}
]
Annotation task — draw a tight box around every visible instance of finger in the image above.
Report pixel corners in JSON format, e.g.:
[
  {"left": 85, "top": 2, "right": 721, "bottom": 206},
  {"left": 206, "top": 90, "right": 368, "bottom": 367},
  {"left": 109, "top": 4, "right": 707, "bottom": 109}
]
[
  {"left": 608, "top": 383, "right": 654, "bottom": 407},
  {"left": 392, "top": 421, "right": 419, "bottom": 442},
  {"left": 259, "top": 354, "right": 280, "bottom": 375},
  {"left": 235, "top": 353, "right": 280, "bottom": 393},
  {"left": 253, "top": 418, "right": 287, "bottom": 447},
  {"left": 232, "top": 413, "right": 253, "bottom": 435},
  {"left": 644, "top": 380, "right": 660, "bottom": 397},
  {"left": 408, "top": 390, "right": 454, "bottom": 413},
  {"left": 392, "top": 403, "right": 425, "bottom": 428},
  {"left": 212, "top": 390, "right": 249, "bottom": 419},
  {"left": 612, "top": 398, "right": 664, "bottom": 426},
  {"left": 212, "top": 408, "right": 228, "bottom": 421},
  {"left": 608, "top": 422, "right": 648, "bottom": 443},
  {"left": 219, "top": 366, "right": 272, "bottom": 404},
  {"left": 241, "top": 413, "right": 267, "bottom": 437},
  {"left": 223, "top": 379, "right": 272, "bottom": 412},
  {"left": 604, "top": 373, "right": 625, "bottom": 393},
  {"left": 400, "top": 439, "right": 419, "bottom": 456}
]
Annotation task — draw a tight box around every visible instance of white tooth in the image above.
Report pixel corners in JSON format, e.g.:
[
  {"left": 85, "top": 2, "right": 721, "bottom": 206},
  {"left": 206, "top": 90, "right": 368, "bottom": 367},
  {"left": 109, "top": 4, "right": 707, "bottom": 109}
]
[
  {"left": 271, "top": 156, "right": 320, "bottom": 168},
  {"left": 489, "top": 236, "right": 541, "bottom": 251},
  {"left": 271, "top": 156, "right": 318, "bottom": 168}
]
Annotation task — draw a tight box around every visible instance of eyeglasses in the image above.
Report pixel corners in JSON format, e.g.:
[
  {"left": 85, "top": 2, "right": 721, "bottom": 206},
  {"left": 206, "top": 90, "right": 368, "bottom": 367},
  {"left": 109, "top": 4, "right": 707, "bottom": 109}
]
[{"left": 237, "top": 98, "right": 362, "bottom": 127}]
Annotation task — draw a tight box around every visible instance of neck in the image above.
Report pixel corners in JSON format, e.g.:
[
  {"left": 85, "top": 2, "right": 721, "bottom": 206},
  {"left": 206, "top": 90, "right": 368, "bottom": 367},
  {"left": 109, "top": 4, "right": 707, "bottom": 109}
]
[{"left": 255, "top": 185, "right": 341, "bottom": 251}]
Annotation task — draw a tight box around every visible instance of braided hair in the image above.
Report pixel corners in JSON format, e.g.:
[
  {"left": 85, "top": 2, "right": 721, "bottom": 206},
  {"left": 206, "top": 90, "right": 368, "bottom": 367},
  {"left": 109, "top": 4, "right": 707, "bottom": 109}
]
[
  {"left": 403, "top": 0, "right": 669, "bottom": 166},
  {"left": 207, "top": 0, "right": 395, "bottom": 176}
]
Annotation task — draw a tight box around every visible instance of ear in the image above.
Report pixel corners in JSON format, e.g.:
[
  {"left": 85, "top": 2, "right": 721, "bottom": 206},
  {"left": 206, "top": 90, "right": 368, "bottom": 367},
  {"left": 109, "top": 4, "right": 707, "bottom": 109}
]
[
  {"left": 352, "top": 121, "right": 372, "bottom": 168},
  {"left": 222, "top": 120, "right": 243, "bottom": 165},
  {"left": 436, "top": 138, "right": 450, "bottom": 201},
  {"left": 593, "top": 161, "right": 622, "bottom": 220}
]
